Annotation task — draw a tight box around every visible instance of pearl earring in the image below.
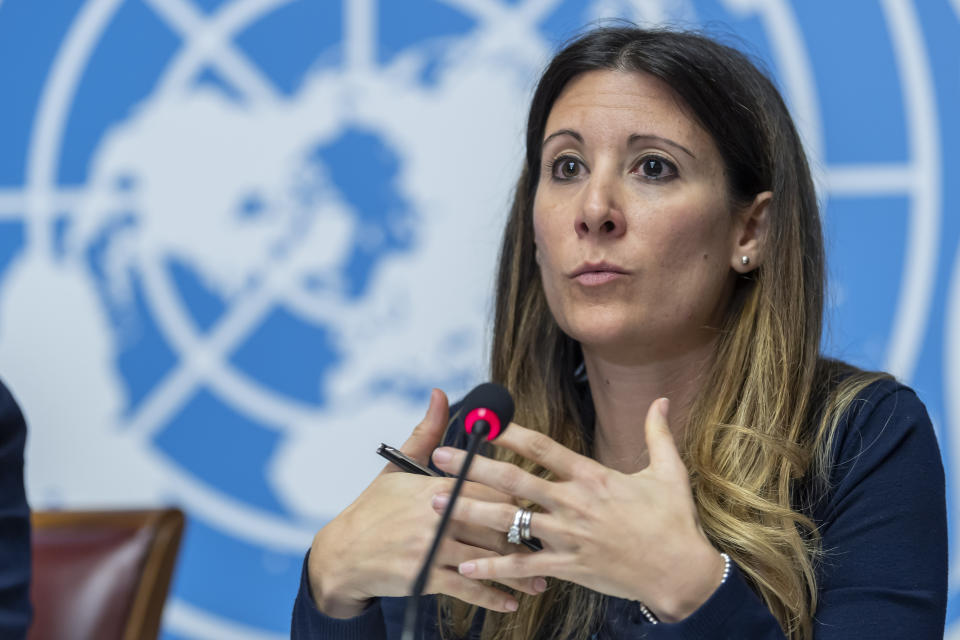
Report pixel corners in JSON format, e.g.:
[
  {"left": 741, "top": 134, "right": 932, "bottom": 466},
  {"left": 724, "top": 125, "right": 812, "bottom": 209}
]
[{"left": 741, "top": 255, "right": 750, "bottom": 266}]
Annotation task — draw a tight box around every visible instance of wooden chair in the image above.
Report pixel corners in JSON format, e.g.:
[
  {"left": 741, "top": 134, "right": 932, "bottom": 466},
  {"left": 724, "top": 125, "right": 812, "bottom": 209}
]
[{"left": 28, "top": 508, "right": 185, "bottom": 640}]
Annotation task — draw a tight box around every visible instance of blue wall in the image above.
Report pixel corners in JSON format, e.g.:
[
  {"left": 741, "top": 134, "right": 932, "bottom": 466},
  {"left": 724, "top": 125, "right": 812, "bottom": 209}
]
[{"left": 0, "top": 1, "right": 957, "bottom": 637}]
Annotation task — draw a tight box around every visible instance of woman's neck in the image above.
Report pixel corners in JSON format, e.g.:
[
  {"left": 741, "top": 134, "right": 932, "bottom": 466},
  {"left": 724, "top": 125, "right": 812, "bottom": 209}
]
[{"left": 584, "top": 340, "right": 715, "bottom": 474}]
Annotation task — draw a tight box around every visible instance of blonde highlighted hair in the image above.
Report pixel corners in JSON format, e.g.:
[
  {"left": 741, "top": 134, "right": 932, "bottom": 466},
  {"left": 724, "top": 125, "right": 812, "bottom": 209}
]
[{"left": 440, "top": 26, "right": 886, "bottom": 640}]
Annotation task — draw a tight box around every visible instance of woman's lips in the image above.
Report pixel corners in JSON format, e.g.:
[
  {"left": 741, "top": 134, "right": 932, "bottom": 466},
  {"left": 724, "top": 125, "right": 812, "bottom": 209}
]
[
  {"left": 574, "top": 271, "right": 625, "bottom": 285},
  {"left": 570, "top": 263, "right": 629, "bottom": 285}
]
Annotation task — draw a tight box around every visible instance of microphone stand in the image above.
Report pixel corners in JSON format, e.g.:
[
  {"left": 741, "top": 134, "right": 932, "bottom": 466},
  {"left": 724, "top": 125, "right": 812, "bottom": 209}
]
[{"left": 401, "top": 420, "right": 490, "bottom": 640}]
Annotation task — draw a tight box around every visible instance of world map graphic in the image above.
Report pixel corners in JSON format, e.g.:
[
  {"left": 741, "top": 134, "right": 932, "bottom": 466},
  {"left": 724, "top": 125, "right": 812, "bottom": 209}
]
[{"left": 0, "top": 1, "right": 957, "bottom": 637}]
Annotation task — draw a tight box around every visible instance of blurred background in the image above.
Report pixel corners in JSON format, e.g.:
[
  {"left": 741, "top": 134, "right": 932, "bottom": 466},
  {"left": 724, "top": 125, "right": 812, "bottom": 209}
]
[{"left": 0, "top": 0, "right": 957, "bottom": 637}]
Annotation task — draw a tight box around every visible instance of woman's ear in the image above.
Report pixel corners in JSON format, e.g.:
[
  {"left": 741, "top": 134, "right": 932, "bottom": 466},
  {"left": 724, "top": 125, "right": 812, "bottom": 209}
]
[{"left": 730, "top": 191, "right": 772, "bottom": 273}]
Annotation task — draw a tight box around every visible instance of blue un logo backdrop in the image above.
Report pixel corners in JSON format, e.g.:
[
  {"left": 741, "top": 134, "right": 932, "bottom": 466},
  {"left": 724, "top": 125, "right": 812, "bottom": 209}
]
[{"left": 0, "top": 0, "right": 957, "bottom": 637}]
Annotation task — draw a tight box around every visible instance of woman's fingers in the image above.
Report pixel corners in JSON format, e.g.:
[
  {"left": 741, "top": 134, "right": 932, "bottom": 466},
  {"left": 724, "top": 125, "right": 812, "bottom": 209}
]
[
  {"left": 493, "top": 423, "right": 603, "bottom": 481},
  {"left": 459, "top": 480, "right": 515, "bottom": 505},
  {"left": 433, "top": 482, "right": 527, "bottom": 553},
  {"left": 457, "top": 551, "right": 556, "bottom": 584},
  {"left": 447, "top": 519, "right": 513, "bottom": 556},
  {"left": 435, "top": 494, "right": 553, "bottom": 545},
  {"left": 432, "top": 447, "right": 557, "bottom": 507},
  {"left": 426, "top": 568, "right": 520, "bottom": 613},
  {"left": 437, "top": 538, "right": 545, "bottom": 596}
]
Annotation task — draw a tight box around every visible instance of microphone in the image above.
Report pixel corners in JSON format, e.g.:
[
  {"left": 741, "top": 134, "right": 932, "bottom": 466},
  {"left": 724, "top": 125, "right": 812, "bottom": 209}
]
[{"left": 401, "top": 383, "right": 514, "bottom": 640}]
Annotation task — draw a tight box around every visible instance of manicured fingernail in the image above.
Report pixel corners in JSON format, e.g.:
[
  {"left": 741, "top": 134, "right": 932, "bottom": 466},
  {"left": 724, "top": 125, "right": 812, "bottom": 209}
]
[
  {"left": 431, "top": 493, "right": 449, "bottom": 510},
  {"left": 432, "top": 448, "right": 453, "bottom": 464},
  {"left": 504, "top": 598, "right": 518, "bottom": 612},
  {"left": 458, "top": 561, "right": 476, "bottom": 576},
  {"left": 658, "top": 397, "right": 670, "bottom": 418},
  {"left": 533, "top": 577, "right": 548, "bottom": 593}
]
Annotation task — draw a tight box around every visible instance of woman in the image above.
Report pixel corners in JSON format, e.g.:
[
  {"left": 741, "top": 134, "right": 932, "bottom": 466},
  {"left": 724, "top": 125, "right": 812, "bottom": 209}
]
[{"left": 292, "top": 26, "right": 947, "bottom": 639}]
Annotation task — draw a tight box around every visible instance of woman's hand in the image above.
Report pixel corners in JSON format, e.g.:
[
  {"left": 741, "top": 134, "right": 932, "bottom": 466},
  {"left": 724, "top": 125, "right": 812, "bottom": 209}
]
[
  {"left": 306, "top": 389, "right": 546, "bottom": 619},
  {"left": 430, "top": 398, "right": 725, "bottom": 622}
]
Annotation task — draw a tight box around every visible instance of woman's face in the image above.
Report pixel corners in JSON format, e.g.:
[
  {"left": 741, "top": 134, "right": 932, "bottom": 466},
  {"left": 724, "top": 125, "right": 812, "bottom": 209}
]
[{"left": 533, "top": 70, "right": 748, "bottom": 362}]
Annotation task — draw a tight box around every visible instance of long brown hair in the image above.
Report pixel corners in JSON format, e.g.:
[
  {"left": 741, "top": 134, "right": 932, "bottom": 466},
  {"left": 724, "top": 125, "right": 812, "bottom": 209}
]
[{"left": 440, "top": 26, "right": 885, "bottom": 640}]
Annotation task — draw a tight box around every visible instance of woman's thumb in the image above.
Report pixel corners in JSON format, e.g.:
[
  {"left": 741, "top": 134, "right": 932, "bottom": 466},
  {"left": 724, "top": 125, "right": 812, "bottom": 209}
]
[
  {"left": 644, "top": 397, "right": 684, "bottom": 475},
  {"left": 397, "top": 388, "right": 449, "bottom": 465}
]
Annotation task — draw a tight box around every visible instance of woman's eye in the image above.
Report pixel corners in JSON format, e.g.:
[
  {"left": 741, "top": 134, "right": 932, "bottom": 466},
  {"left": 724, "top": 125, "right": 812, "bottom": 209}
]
[
  {"left": 636, "top": 156, "right": 677, "bottom": 180},
  {"left": 551, "top": 156, "right": 584, "bottom": 180}
]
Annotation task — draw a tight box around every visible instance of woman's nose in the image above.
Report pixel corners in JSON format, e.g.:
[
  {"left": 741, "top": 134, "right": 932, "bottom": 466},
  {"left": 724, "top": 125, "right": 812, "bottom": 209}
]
[{"left": 574, "top": 175, "right": 626, "bottom": 239}]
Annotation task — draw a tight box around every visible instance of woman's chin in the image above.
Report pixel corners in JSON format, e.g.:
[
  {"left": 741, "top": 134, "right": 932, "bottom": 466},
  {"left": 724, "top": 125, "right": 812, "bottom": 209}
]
[
  {"left": 563, "top": 318, "right": 714, "bottom": 364},
  {"left": 563, "top": 322, "right": 651, "bottom": 357}
]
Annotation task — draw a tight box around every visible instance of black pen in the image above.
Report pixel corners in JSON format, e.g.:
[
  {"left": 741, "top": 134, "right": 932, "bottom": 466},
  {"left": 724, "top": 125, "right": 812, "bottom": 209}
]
[
  {"left": 377, "top": 443, "right": 438, "bottom": 476},
  {"left": 377, "top": 442, "right": 543, "bottom": 552}
]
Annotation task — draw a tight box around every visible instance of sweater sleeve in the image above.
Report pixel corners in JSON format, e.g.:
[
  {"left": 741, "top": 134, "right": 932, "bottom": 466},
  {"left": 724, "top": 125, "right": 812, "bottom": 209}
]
[
  {"left": 0, "top": 378, "right": 31, "bottom": 639},
  {"left": 806, "top": 382, "right": 947, "bottom": 637},
  {"left": 291, "top": 550, "right": 388, "bottom": 640},
  {"left": 648, "top": 380, "right": 947, "bottom": 639}
]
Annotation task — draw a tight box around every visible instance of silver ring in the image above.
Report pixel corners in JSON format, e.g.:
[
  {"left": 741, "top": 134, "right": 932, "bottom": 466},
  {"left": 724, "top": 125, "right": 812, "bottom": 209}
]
[
  {"left": 507, "top": 508, "right": 524, "bottom": 545},
  {"left": 520, "top": 509, "right": 533, "bottom": 541}
]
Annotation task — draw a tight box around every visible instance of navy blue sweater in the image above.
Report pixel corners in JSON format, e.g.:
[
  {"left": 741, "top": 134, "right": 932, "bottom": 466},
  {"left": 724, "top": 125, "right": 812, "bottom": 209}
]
[{"left": 291, "top": 379, "right": 947, "bottom": 638}]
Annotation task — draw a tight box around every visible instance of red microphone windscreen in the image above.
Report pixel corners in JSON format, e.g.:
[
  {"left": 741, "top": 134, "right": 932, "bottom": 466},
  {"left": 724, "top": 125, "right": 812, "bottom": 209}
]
[{"left": 461, "top": 383, "right": 514, "bottom": 441}]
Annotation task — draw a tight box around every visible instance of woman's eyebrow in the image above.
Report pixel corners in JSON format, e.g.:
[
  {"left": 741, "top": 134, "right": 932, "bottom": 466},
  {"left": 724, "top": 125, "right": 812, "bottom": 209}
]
[
  {"left": 542, "top": 129, "right": 583, "bottom": 147},
  {"left": 542, "top": 129, "right": 697, "bottom": 160},
  {"left": 628, "top": 133, "right": 696, "bottom": 159}
]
